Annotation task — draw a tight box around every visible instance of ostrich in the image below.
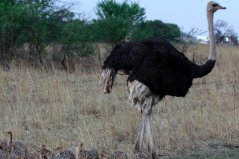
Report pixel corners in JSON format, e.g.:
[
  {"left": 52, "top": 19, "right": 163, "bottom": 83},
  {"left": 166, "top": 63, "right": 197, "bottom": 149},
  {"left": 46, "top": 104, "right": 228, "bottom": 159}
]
[
  {"left": 100, "top": 1, "right": 226, "bottom": 158},
  {"left": 5, "top": 131, "right": 27, "bottom": 158},
  {"left": 40, "top": 145, "right": 53, "bottom": 159},
  {"left": 76, "top": 142, "right": 99, "bottom": 159},
  {"left": 0, "top": 131, "right": 27, "bottom": 158},
  {"left": 39, "top": 145, "right": 76, "bottom": 159},
  {"left": 53, "top": 149, "right": 76, "bottom": 159},
  {"left": 109, "top": 151, "right": 128, "bottom": 159}
]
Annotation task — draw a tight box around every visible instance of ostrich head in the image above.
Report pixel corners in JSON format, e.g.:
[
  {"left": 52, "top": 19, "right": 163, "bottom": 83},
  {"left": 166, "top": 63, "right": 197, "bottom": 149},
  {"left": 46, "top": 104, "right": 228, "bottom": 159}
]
[
  {"left": 207, "top": 1, "right": 226, "bottom": 13},
  {"left": 7, "top": 131, "right": 13, "bottom": 145},
  {"left": 99, "top": 68, "right": 116, "bottom": 94},
  {"left": 205, "top": 1, "right": 226, "bottom": 61}
]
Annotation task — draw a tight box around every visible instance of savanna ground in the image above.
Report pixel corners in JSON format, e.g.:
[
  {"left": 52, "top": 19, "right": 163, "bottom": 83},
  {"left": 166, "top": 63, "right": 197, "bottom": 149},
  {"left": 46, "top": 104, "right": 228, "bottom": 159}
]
[{"left": 0, "top": 44, "right": 239, "bottom": 158}]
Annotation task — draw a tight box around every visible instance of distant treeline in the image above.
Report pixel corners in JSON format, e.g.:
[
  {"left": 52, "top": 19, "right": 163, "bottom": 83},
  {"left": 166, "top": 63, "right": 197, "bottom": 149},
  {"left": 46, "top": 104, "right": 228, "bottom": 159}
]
[{"left": 0, "top": 0, "right": 181, "bottom": 68}]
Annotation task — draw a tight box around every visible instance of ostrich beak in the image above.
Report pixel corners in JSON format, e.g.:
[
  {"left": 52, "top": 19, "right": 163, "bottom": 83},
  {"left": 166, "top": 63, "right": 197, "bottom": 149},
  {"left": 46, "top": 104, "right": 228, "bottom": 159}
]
[{"left": 218, "top": 5, "right": 226, "bottom": 10}]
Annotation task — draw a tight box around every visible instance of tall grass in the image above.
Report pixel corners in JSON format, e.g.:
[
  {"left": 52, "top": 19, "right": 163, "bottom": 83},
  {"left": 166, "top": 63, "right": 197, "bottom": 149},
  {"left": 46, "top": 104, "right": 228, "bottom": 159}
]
[{"left": 0, "top": 45, "right": 238, "bottom": 157}]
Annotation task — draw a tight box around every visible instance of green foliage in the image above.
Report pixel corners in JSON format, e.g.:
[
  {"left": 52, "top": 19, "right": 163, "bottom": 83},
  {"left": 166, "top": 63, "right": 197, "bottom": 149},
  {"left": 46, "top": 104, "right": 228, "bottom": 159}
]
[
  {"left": 59, "top": 20, "right": 95, "bottom": 58},
  {"left": 0, "top": 0, "right": 55, "bottom": 62},
  {"left": 94, "top": 0, "right": 145, "bottom": 43},
  {"left": 22, "top": 0, "right": 65, "bottom": 63},
  {"left": 0, "top": 0, "right": 26, "bottom": 60},
  {"left": 0, "top": 0, "right": 95, "bottom": 66},
  {"left": 0, "top": 0, "right": 183, "bottom": 68},
  {"left": 131, "top": 20, "right": 181, "bottom": 40},
  {"left": 61, "top": 20, "right": 89, "bottom": 44}
]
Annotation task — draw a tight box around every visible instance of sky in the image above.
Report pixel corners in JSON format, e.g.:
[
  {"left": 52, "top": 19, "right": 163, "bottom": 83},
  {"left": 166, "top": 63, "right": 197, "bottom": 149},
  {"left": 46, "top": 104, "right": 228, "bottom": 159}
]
[{"left": 57, "top": 0, "right": 238, "bottom": 35}]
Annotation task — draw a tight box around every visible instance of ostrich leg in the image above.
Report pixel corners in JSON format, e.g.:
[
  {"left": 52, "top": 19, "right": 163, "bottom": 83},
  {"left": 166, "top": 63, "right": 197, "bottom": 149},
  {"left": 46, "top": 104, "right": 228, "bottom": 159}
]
[
  {"left": 134, "top": 113, "right": 146, "bottom": 152},
  {"left": 135, "top": 107, "right": 155, "bottom": 157},
  {"left": 128, "top": 80, "right": 160, "bottom": 158},
  {"left": 144, "top": 109, "right": 155, "bottom": 155},
  {"left": 135, "top": 96, "right": 158, "bottom": 158},
  {"left": 142, "top": 95, "right": 160, "bottom": 158}
]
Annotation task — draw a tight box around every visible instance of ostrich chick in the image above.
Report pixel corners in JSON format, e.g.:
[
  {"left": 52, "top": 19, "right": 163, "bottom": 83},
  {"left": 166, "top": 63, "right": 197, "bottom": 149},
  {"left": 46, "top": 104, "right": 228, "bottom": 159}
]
[
  {"left": 0, "top": 131, "right": 27, "bottom": 158},
  {"left": 76, "top": 142, "right": 99, "bottom": 159}
]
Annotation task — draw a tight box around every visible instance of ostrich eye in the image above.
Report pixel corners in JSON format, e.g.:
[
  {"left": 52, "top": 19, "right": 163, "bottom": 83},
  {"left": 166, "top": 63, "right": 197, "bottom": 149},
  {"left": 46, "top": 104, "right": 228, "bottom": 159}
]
[{"left": 212, "top": 4, "right": 218, "bottom": 7}]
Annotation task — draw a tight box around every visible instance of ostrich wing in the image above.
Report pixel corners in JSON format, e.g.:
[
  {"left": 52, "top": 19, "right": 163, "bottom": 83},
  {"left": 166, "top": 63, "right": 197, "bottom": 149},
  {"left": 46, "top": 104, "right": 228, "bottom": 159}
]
[{"left": 127, "top": 50, "right": 196, "bottom": 97}]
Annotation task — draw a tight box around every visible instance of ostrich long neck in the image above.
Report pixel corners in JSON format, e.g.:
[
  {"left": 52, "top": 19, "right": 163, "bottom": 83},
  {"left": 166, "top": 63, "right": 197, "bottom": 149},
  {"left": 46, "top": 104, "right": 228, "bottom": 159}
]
[
  {"left": 192, "top": 10, "right": 217, "bottom": 78},
  {"left": 208, "top": 11, "right": 216, "bottom": 60}
]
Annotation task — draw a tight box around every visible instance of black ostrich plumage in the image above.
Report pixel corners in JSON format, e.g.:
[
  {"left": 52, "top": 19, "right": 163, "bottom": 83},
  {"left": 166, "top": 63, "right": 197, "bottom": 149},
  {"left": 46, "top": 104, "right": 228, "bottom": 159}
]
[{"left": 103, "top": 38, "right": 215, "bottom": 98}]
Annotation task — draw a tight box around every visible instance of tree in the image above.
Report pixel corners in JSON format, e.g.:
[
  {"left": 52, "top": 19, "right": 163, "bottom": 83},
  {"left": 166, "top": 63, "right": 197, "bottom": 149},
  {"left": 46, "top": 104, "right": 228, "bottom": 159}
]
[
  {"left": 22, "top": 0, "right": 59, "bottom": 64},
  {"left": 0, "top": 0, "right": 26, "bottom": 63},
  {"left": 0, "top": 0, "right": 57, "bottom": 64},
  {"left": 215, "top": 20, "right": 228, "bottom": 44},
  {"left": 0, "top": 0, "right": 96, "bottom": 69},
  {"left": 60, "top": 20, "right": 95, "bottom": 58},
  {"left": 214, "top": 20, "right": 238, "bottom": 44},
  {"left": 224, "top": 27, "right": 238, "bottom": 44},
  {"left": 130, "top": 20, "right": 181, "bottom": 41},
  {"left": 94, "top": 0, "right": 145, "bottom": 44}
]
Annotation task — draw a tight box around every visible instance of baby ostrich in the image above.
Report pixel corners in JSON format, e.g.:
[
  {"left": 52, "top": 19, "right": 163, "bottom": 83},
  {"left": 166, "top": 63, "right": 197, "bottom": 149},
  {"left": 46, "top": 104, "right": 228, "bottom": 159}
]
[
  {"left": 39, "top": 145, "right": 76, "bottom": 159},
  {"left": 53, "top": 147, "right": 76, "bottom": 159},
  {"left": 134, "top": 152, "right": 150, "bottom": 159},
  {"left": 0, "top": 131, "right": 27, "bottom": 158},
  {"left": 109, "top": 151, "right": 128, "bottom": 159},
  {"left": 100, "top": 1, "right": 226, "bottom": 158},
  {"left": 40, "top": 145, "right": 53, "bottom": 159},
  {"left": 76, "top": 142, "right": 99, "bottom": 159},
  {"left": 53, "top": 151, "right": 76, "bottom": 159},
  {"left": 0, "top": 145, "right": 8, "bottom": 159},
  {"left": 98, "top": 150, "right": 111, "bottom": 159}
]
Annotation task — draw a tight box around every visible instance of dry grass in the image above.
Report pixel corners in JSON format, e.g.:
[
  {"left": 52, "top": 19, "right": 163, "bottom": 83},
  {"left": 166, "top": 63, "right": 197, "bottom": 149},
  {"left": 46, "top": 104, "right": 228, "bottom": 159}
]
[{"left": 0, "top": 44, "right": 239, "bottom": 157}]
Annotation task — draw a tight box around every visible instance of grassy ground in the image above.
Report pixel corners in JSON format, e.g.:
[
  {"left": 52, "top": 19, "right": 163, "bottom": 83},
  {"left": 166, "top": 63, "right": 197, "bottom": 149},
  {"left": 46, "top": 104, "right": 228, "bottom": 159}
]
[
  {"left": 174, "top": 143, "right": 239, "bottom": 159},
  {"left": 0, "top": 44, "right": 239, "bottom": 158}
]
